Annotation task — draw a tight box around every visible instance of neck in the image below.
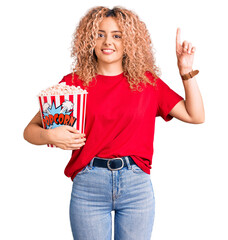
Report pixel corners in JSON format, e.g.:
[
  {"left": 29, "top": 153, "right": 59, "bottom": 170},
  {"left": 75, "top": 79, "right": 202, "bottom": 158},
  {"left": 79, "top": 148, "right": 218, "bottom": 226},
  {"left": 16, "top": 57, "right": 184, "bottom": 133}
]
[{"left": 97, "top": 63, "right": 123, "bottom": 76}]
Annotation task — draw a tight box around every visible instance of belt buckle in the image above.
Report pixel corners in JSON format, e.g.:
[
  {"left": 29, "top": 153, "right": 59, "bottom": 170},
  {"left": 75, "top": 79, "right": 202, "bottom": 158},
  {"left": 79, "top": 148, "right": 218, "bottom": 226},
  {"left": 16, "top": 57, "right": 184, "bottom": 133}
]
[{"left": 107, "top": 158, "right": 124, "bottom": 171}]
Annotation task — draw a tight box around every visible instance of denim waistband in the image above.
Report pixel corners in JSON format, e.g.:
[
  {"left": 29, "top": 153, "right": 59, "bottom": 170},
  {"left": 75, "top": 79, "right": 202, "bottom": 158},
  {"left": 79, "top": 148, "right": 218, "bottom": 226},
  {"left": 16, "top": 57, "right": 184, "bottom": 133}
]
[{"left": 88, "top": 156, "right": 134, "bottom": 170}]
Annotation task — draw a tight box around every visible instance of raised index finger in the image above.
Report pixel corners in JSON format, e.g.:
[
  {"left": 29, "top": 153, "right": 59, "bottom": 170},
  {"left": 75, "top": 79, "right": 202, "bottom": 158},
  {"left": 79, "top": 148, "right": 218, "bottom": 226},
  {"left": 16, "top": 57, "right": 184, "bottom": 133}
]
[{"left": 176, "top": 28, "right": 181, "bottom": 48}]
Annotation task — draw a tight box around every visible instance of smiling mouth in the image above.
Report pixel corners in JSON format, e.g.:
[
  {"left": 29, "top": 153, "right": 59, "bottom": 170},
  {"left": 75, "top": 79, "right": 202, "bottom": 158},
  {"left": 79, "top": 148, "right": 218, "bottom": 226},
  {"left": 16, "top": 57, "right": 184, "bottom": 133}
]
[{"left": 102, "top": 49, "right": 115, "bottom": 54}]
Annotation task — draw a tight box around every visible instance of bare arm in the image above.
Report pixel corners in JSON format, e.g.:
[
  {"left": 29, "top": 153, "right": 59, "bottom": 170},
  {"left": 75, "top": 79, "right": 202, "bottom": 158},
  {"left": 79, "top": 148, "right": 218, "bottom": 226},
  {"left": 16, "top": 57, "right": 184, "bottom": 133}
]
[
  {"left": 24, "top": 111, "right": 50, "bottom": 145},
  {"left": 23, "top": 111, "right": 86, "bottom": 150},
  {"left": 169, "top": 76, "right": 205, "bottom": 124},
  {"left": 169, "top": 28, "right": 205, "bottom": 124}
]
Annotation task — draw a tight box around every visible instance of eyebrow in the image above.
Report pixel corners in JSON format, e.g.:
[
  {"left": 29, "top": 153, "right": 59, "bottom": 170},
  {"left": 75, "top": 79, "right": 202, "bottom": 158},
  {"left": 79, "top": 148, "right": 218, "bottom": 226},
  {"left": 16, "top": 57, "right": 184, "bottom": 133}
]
[{"left": 98, "top": 30, "right": 122, "bottom": 33}]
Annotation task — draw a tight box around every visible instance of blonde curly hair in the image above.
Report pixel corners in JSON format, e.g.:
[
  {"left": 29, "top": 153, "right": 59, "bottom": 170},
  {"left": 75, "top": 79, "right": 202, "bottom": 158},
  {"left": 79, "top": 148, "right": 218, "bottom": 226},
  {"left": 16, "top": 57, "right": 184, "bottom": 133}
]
[{"left": 71, "top": 6, "right": 160, "bottom": 91}]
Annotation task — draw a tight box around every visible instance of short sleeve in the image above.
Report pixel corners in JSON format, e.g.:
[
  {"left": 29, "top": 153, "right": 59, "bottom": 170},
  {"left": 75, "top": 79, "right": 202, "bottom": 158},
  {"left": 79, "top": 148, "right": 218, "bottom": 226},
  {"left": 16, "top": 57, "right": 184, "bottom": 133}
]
[
  {"left": 59, "top": 76, "right": 66, "bottom": 84},
  {"left": 58, "top": 74, "right": 76, "bottom": 86},
  {"left": 156, "top": 78, "right": 183, "bottom": 121}
]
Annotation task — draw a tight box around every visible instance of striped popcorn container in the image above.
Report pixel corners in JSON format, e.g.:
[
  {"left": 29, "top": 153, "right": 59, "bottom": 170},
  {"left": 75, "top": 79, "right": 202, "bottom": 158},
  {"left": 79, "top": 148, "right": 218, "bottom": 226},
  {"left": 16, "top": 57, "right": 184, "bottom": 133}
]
[{"left": 38, "top": 93, "right": 87, "bottom": 147}]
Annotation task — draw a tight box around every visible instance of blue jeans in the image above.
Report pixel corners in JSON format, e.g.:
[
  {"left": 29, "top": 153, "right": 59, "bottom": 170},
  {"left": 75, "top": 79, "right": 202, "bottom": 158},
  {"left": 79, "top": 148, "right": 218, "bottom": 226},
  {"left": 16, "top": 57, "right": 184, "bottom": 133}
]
[{"left": 70, "top": 157, "right": 155, "bottom": 240}]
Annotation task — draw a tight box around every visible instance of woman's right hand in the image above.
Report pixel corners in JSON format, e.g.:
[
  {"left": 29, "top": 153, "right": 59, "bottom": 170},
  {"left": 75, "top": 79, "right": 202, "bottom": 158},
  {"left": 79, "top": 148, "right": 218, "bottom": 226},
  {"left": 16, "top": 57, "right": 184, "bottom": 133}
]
[
  {"left": 48, "top": 125, "right": 86, "bottom": 150},
  {"left": 24, "top": 111, "right": 86, "bottom": 150}
]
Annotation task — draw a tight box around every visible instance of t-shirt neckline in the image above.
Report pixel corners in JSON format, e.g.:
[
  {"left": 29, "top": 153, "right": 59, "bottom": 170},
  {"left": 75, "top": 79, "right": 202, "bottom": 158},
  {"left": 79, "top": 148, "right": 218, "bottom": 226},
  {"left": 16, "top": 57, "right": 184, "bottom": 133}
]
[{"left": 96, "top": 72, "right": 124, "bottom": 78}]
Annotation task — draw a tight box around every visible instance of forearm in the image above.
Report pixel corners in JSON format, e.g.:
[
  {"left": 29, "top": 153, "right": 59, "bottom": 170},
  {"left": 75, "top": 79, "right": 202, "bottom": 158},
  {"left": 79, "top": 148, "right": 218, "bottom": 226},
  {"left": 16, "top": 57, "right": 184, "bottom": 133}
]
[
  {"left": 23, "top": 112, "right": 50, "bottom": 145},
  {"left": 174, "top": 28, "right": 204, "bottom": 124},
  {"left": 182, "top": 76, "right": 205, "bottom": 123},
  {"left": 24, "top": 123, "right": 50, "bottom": 145},
  {"left": 24, "top": 112, "right": 86, "bottom": 150}
]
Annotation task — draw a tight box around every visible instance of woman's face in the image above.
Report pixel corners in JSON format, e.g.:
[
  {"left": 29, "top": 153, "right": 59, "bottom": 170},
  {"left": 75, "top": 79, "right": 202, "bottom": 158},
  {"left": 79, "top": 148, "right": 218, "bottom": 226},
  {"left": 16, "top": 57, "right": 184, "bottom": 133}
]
[{"left": 94, "top": 17, "right": 124, "bottom": 68}]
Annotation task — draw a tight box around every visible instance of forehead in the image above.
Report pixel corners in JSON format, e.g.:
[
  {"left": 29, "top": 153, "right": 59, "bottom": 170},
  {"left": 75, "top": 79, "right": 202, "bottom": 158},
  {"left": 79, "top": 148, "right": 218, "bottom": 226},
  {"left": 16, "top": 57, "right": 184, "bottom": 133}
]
[{"left": 98, "top": 17, "right": 121, "bottom": 31}]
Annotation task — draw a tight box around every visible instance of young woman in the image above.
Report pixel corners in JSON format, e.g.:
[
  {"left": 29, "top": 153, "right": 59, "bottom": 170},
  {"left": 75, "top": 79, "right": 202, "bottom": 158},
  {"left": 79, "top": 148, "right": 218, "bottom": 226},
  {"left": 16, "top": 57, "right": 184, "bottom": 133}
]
[{"left": 24, "top": 6, "right": 204, "bottom": 240}]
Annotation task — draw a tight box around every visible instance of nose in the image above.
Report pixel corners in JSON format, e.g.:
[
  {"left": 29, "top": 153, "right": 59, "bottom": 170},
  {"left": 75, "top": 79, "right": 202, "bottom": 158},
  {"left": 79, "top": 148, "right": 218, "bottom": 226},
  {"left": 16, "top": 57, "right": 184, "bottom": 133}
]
[{"left": 103, "top": 35, "right": 112, "bottom": 46}]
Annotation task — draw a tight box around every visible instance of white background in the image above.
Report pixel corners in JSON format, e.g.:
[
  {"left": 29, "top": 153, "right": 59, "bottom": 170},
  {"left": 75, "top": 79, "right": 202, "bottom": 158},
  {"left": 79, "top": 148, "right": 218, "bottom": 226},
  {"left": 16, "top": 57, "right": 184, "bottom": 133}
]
[{"left": 1, "top": 0, "right": 227, "bottom": 239}]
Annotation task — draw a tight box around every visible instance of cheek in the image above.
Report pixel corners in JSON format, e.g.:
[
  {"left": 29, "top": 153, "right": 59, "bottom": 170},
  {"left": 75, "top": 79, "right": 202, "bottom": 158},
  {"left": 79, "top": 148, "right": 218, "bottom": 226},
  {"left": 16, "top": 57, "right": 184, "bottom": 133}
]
[
  {"left": 94, "top": 40, "right": 101, "bottom": 50},
  {"left": 94, "top": 45, "right": 101, "bottom": 56},
  {"left": 118, "top": 42, "right": 124, "bottom": 52},
  {"left": 118, "top": 45, "right": 124, "bottom": 56}
]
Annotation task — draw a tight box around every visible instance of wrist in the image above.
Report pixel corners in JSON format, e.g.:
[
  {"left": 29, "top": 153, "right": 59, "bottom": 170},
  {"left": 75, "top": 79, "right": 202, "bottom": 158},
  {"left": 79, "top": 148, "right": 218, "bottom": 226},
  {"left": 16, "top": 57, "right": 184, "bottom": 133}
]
[
  {"left": 181, "top": 70, "right": 199, "bottom": 80},
  {"left": 179, "top": 68, "right": 193, "bottom": 76},
  {"left": 41, "top": 128, "right": 52, "bottom": 144}
]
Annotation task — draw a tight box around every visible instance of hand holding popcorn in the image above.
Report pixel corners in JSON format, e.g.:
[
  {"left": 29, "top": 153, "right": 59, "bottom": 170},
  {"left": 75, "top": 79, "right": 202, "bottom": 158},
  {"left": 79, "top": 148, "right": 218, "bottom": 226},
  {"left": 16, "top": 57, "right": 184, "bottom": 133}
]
[{"left": 38, "top": 82, "right": 87, "bottom": 148}]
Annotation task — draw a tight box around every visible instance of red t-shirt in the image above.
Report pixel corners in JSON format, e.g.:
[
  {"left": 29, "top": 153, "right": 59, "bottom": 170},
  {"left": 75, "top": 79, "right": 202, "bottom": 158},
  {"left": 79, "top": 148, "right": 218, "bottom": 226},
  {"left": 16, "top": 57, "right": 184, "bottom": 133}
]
[{"left": 60, "top": 71, "right": 183, "bottom": 180}]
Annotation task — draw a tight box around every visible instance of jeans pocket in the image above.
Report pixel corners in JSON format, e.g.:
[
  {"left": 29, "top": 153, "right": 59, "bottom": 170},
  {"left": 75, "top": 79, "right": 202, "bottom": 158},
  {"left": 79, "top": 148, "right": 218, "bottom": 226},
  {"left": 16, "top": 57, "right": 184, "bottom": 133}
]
[
  {"left": 76, "top": 165, "right": 90, "bottom": 175},
  {"left": 131, "top": 164, "right": 145, "bottom": 174}
]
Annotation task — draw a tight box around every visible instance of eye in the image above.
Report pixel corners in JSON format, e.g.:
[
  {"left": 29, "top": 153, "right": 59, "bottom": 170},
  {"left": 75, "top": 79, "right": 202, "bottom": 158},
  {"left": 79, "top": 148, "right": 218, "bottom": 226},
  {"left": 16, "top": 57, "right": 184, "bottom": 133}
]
[
  {"left": 97, "top": 33, "right": 104, "bottom": 38},
  {"left": 114, "top": 34, "right": 121, "bottom": 39}
]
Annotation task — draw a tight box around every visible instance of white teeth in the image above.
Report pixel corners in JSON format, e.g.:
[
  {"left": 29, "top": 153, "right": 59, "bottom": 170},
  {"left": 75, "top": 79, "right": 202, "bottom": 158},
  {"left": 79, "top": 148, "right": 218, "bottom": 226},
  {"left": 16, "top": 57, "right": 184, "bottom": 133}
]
[{"left": 102, "top": 50, "right": 114, "bottom": 53}]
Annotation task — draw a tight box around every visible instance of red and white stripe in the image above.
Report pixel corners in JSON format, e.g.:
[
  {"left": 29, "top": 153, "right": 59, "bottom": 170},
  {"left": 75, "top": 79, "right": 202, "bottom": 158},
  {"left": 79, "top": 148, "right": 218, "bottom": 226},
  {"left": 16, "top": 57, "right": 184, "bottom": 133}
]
[{"left": 38, "top": 93, "right": 87, "bottom": 148}]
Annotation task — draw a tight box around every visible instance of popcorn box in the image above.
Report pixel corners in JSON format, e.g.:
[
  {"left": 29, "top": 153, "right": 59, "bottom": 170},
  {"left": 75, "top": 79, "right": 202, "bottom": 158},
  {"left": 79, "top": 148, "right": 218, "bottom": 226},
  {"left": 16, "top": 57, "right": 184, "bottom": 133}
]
[{"left": 38, "top": 92, "right": 87, "bottom": 147}]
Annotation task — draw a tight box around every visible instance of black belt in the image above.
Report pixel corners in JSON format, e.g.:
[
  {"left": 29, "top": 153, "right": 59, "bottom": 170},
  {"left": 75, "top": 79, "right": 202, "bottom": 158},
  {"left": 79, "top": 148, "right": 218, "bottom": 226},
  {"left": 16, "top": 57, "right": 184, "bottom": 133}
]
[{"left": 92, "top": 156, "right": 135, "bottom": 171}]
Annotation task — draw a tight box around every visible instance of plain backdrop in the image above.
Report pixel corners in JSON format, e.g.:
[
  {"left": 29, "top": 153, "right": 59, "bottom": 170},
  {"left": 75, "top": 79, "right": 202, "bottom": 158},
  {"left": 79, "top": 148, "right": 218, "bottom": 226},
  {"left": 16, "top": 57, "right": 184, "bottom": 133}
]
[{"left": 1, "top": 0, "right": 227, "bottom": 239}]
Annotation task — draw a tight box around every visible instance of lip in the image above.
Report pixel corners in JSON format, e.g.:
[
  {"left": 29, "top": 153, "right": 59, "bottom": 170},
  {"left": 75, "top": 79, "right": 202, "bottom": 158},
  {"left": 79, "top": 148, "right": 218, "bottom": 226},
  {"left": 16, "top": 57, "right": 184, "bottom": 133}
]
[{"left": 101, "top": 49, "right": 115, "bottom": 55}]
